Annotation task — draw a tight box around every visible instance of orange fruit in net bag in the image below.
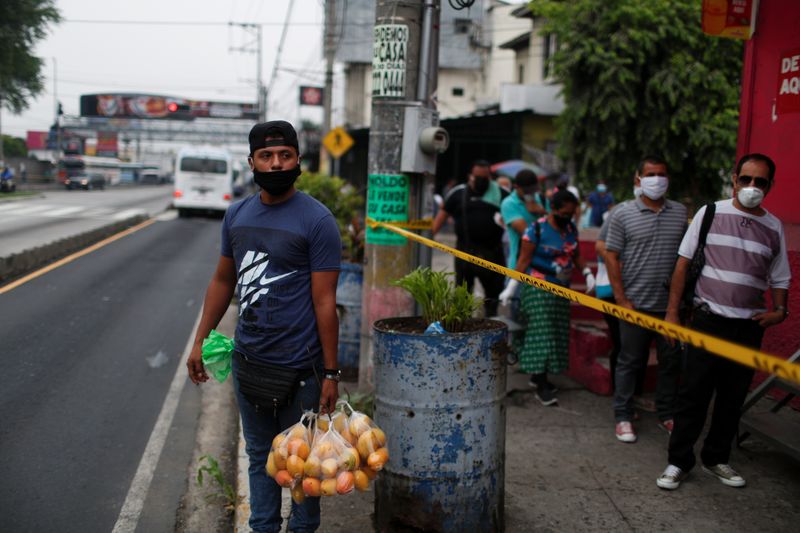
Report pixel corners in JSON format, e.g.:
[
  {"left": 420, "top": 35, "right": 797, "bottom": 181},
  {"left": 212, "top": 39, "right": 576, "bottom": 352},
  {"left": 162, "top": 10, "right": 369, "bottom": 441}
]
[
  {"left": 372, "top": 427, "right": 387, "bottom": 447},
  {"left": 367, "top": 447, "right": 389, "bottom": 471},
  {"left": 274, "top": 470, "right": 293, "bottom": 488},
  {"left": 349, "top": 414, "right": 373, "bottom": 437},
  {"left": 272, "top": 433, "right": 286, "bottom": 451},
  {"left": 360, "top": 465, "right": 377, "bottom": 480},
  {"left": 304, "top": 455, "right": 322, "bottom": 478},
  {"left": 302, "top": 477, "right": 321, "bottom": 497},
  {"left": 320, "top": 478, "right": 337, "bottom": 497},
  {"left": 287, "top": 438, "right": 310, "bottom": 460},
  {"left": 266, "top": 452, "right": 278, "bottom": 477},
  {"left": 321, "top": 458, "right": 339, "bottom": 479},
  {"left": 353, "top": 469, "right": 370, "bottom": 491},
  {"left": 357, "top": 429, "right": 381, "bottom": 459},
  {"left": 336, "top": 471, "right": 355, "bottom": 494},
  {"left": 291, "top": 483, "right": 305, "bottom": 504},
  {"left": 287, "top": 455, "right": 305, "bottom": 479}
]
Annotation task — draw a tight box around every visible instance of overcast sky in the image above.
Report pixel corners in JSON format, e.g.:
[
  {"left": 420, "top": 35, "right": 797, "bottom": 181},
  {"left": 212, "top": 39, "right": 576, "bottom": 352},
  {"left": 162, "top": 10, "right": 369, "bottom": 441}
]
[{"left": 3, "top": 0, "right": 330, "bottom": 138}]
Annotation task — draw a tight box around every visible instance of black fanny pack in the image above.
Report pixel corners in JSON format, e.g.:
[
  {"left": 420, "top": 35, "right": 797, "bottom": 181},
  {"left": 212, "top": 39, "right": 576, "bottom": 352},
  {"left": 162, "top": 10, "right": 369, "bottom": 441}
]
[{"left": 234, "top": 352, "right": 314, "bottom": 415}]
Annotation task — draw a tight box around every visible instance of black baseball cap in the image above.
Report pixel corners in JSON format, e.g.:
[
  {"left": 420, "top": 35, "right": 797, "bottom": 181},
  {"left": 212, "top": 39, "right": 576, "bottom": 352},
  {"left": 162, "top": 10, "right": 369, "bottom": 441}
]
[{"left": 248, "top": 120, "right": 299, "bottom": 156}]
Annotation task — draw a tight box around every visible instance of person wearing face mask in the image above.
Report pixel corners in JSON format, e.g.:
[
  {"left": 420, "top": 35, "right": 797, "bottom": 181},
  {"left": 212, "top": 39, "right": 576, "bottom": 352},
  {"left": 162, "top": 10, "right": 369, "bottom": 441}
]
[
  {"left": 500, "top": 169, "right": 547, "bottom": 270},
  {"left": 605, "top": 155, "right": 688, "bottom": 444},
  {"left": 656, "top": 153, "right": 790, "bottom": 491},
  {"left": 503, "top": 190, "right": 595, "bottom": 405},
  {"left": 587, "top": 180, "right": 615, "bottom": 227},
  {"left": 186, "top": 120, "right": 342, "bottom": 533},
  {"left": 432, "top": 160, "right": 509, "bottom": 317}
]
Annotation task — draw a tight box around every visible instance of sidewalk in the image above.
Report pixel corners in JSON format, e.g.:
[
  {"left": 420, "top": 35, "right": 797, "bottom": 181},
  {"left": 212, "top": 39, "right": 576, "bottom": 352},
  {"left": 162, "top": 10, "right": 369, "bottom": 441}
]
[{"left": 233, "top": 234, "right": 800, "bottom": 532}]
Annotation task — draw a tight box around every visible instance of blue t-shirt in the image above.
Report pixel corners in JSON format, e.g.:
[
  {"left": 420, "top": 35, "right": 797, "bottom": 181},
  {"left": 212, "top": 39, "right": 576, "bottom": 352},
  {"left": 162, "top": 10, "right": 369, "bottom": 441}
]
[
  {"left": 522, "top": 217, "right": 579, "bottom": 287},
  {"left": 588, "top": 191, "right": 614, "bottom": 226},
  {"left": 221, "top": 191, "right": 341, "bottom": 368},
  {"left": 500, "top": 192, "right": 535, "bottom": 269}
]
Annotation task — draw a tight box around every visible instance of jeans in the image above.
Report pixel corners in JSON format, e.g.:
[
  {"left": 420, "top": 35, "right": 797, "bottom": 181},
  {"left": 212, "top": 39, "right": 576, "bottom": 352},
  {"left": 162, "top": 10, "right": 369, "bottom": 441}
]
[
  {"left": 667, "top": 309, "right": 762, "bottom": 471},
  {"left": 232, "top": 355, "right": 322, "bottom": 533},
  {"left": 613, "top": 311, "right": 682, "bottom": 422}
]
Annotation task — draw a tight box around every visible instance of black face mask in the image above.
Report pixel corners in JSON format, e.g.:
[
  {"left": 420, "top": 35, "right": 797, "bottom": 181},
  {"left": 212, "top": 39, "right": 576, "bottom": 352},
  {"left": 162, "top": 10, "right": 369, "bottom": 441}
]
[
  {"left": 553, "top": 214, "right": 572, "bottom": 228},
  {"left": 253, "top": 166, "right": 301, "bottom": 196},
  {"left": 472, "top": 176, "right": 490, "bottom": 196}
]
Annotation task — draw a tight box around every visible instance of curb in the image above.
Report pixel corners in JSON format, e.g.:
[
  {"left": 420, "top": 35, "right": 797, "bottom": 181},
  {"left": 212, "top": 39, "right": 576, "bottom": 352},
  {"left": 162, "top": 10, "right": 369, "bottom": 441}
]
[{"left": 0, "top": 214, "right": 149, "bottom": 282}]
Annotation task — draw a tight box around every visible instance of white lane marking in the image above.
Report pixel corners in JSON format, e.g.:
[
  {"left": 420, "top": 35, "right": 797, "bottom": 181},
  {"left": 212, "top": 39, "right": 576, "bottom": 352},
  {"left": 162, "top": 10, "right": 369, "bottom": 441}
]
[
  {"left": 0, "top": 203, "right": 57, "bottom": 215},
  {"left": 83, "top": 208, "right": 115, "bottom": 218},
  {"left": 0, "top": 202, "right": 31, "bottom": 212},
  {"left": 111, "top": 310, "right": 202, "bottom": 533},
  {"left": 112, "top": 208, "right": 147, "bottom": 221},
  {"left": 43, "top": 206, "right": 86, "bottom": 217}
]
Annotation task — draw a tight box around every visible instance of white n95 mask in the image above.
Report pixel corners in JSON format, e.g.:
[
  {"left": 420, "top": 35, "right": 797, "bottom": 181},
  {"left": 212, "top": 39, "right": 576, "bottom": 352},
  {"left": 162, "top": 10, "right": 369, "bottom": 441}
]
[{"left": 737, "top": 186, "right": 764, "bottom": 208}]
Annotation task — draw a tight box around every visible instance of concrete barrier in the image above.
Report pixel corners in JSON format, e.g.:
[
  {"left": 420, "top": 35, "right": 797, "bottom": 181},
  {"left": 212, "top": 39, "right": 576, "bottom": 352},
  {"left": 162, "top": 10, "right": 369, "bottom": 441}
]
[{"left": 0, "top": 214, "right": 149, "bottom": 282}]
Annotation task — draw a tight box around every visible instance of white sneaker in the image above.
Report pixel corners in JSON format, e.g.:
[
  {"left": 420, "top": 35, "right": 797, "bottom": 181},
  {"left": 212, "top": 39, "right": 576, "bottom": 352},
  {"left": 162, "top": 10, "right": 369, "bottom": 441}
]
[
  {"left": 657, "top": 464, "right": 688, "bottom": 490},
  {"left": 615, "top": 421, "right": 637, "bottom": 443},
  {"left": 702, "top": 464, "right": 746, "bottom": 487}
]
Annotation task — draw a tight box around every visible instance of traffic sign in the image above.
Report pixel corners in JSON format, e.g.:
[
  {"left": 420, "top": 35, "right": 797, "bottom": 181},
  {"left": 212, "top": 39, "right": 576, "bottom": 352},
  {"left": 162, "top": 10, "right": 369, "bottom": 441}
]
[{"left": 322, "top": 127, "right": 354, "bottom": 159}]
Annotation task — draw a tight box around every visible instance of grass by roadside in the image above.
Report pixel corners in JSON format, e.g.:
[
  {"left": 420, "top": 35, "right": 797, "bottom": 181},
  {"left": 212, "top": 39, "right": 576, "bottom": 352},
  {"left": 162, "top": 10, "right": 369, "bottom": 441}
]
[{"left": 0, "top": 191, "right": 40, "bottom": 201}]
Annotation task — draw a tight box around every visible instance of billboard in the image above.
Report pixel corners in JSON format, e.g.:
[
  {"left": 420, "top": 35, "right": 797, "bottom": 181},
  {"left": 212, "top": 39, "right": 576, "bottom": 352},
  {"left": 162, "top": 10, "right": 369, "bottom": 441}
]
[
  {"left": 80, "top": 93, "right": 259, "bottom": 120},
  {"left": 701, "top": 0, "right": 758, "bottom": 40}
]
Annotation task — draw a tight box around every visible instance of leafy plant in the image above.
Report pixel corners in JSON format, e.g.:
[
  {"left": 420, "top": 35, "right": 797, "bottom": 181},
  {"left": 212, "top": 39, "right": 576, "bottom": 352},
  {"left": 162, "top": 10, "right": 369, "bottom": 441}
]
[
  {"left": 196, "top": 454, "right": 236, "bottom": 509},
  {"left": 392, "top": 267, "right": 481, "bottom": 332},
  {"left": 296, "top": 172, "right": 365, "bottom": 262},
  {"left": 530, "top": 0, "right": 743, "bottom": 205}
]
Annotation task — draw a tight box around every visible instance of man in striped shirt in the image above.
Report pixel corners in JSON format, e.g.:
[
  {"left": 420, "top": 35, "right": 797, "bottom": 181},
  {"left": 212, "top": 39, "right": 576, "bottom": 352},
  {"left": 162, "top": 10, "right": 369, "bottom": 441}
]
[
  {"left": 606, "top": 155, "right": 688, "bottom": 443},
  {"left": 656, "top": 153, "right": 790, "bottom": 491}
]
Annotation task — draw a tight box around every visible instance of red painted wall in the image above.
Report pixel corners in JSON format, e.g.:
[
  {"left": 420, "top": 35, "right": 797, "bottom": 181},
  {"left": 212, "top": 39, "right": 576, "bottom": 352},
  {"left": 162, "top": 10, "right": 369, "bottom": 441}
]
[{"left": 737, "top": 0, "right": 800, "bottom": 361}]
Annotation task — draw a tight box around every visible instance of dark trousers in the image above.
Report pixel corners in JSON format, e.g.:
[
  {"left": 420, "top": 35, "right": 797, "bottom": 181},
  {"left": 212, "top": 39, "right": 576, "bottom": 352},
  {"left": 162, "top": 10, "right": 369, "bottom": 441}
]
[
  {"left": 601, "top": 297, "right": 646, "bottom": 393},
  {"left": 613, "top": 311, "right": 682, "bottom": 422},
  {"left": 667, "top": 308, "right": 763, "bottom": 472},
  {"left": 454, "top": 244, "right": 506, "bottom": 317}
]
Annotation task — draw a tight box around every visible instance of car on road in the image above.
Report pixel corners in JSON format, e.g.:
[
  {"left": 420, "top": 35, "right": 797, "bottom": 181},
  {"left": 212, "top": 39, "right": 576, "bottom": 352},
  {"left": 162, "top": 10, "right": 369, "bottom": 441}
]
[{"left": 64, "top": 173, "right": 106, "bottom": 190}]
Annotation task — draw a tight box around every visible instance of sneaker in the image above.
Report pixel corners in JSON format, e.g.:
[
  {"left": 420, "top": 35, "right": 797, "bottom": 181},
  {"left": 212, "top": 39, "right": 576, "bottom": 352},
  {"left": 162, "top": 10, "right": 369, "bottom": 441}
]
[
  {"left": 702, "top": 464, "right": 746, "bottom": 488},
  {"left": 615, "top": 421, "right": 637, "bottom": 443},
  {"left": 535, "top": 386, "right": 558, "bottom": 406},
  {"left": 658, "top": 419, "right": 674, "bottom": 434},
  {"left": 656, "top": 464, "right": 688, "bottom": 490}
]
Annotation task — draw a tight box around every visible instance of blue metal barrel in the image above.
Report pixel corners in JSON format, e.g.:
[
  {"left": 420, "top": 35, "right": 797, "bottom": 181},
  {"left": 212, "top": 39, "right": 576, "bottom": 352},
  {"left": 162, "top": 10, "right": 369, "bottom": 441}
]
[
  {"left": 373, "top": 318, "right": 508, "bottom": 532},
  {"left": 336, "top": 262, "right": 363, "bottom": 380}
]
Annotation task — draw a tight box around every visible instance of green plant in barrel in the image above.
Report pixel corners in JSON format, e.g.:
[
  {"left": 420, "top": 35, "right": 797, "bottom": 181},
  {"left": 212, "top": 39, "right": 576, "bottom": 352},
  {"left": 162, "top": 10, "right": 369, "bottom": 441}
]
[{"left": 392, "top": 267, "right": 481, "bottom": 332}]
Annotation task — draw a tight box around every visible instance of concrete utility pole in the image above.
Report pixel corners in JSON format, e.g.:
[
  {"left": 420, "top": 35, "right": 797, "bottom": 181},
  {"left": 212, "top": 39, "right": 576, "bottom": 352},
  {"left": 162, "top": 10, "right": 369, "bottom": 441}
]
[
  {"left": 229, "top": 22, "right": 264, "bottom": 121},
  {"left": 359, "top": 0, "right": 442, "bottom": 388},
  {"left": 320, "top": 0, "right": 337, "bottom": 175}
]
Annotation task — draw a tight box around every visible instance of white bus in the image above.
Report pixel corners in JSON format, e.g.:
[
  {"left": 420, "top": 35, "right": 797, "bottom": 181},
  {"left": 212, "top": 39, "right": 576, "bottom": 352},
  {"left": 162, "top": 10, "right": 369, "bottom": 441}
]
[{"left": 173, "top": 147, "right": 234, "bottom": 216}]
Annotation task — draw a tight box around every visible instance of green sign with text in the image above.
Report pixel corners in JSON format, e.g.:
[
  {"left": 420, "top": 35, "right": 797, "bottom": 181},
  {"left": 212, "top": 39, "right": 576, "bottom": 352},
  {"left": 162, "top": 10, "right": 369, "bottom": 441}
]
[{"left": 366, "top": 173, "right": 408, "bottom": 246}]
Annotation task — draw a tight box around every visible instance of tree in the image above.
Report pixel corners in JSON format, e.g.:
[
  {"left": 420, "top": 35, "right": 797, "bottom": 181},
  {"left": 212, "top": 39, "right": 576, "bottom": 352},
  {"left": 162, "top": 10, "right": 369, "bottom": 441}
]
[
  {"left": 531, "top": 0, "right": 743, "bottom": 203},
  {"left": 0, "top": 0, "right": 61, "bottom": 113},
  {"left": 1, "top": 135, "right": 28, "bottom": 157}
]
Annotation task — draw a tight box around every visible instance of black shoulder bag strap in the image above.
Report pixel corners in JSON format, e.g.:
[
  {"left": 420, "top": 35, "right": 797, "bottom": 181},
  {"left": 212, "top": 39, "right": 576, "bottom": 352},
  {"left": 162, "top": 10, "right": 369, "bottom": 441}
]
[{"left": 682, "top": 202, "right": 716, "bottom": 311}]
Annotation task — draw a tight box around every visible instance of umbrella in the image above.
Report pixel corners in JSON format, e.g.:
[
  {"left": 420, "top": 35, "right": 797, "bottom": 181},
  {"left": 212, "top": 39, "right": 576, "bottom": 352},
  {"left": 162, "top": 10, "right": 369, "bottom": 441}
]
[{"left": 490, "top": 160, "right": 548, "bottom": 180}]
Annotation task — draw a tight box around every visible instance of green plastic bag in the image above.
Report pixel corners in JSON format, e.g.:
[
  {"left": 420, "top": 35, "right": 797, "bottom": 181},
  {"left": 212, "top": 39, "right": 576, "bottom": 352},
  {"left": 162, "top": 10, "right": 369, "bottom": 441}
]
[{"left": 201, "top": 330, "right": 234, "bottom": 383}]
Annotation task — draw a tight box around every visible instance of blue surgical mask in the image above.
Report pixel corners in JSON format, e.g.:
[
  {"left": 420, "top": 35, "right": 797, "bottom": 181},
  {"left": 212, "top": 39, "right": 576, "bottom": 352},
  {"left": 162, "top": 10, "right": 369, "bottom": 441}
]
[{"left": 597, "top": 184, "right": 607, "bottom": 193}]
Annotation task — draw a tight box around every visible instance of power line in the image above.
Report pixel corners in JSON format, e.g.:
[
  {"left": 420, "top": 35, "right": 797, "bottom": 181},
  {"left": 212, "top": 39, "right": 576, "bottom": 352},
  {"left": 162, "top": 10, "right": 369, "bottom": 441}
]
[{"left": 64, "top": 18, "right": 321, "bottom": 26}]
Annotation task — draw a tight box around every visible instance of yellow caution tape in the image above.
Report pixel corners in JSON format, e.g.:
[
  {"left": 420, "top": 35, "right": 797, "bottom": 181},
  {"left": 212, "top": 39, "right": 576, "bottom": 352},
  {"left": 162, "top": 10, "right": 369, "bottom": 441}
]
[
  {"left": 366, "top": 217, "right": 800, "bottom": 385},
  {"left": 377, "top": 218, "right": 433, "bottom": 230}
]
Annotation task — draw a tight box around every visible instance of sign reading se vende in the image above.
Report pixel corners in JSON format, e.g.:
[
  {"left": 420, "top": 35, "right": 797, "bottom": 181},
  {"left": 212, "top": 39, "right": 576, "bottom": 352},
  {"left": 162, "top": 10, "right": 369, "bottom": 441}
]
[{"left": 777, "top": 48, "right": 800, "bottom": 115}]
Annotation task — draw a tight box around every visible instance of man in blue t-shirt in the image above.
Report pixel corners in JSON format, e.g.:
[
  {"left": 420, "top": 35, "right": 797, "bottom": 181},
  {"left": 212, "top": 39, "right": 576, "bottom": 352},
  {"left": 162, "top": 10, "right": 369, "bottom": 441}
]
[{"left": 187, "top": 120, "right": 341, "bottom": 533}]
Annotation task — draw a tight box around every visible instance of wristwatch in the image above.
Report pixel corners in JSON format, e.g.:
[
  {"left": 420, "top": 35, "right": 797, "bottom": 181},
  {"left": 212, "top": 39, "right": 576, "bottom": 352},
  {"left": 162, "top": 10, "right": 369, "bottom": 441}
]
[
  {"left": 775, "top": 305, "right": 788, "bottom": 319},
  {"left": 323, "top": 368, "right": 342, "bottom": 382}
]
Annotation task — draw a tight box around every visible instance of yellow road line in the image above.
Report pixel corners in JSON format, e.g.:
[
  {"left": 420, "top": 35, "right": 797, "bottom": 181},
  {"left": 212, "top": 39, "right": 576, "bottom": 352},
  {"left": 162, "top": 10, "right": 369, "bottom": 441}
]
[
  {"left": 367, "top": 217, "right": 800, "bottom": 385},
  {"left": 0, "top": 218, "right": 157, "bottom": 295}
]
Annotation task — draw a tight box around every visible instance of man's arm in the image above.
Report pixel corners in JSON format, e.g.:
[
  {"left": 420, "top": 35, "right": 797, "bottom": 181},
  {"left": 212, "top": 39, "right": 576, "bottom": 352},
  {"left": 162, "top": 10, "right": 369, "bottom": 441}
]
[
  {"left": 605, "top": 250, "right": 633, "bottom": 310},
  {"left": 509, "top": 218, "right": 528, "bottom": 237},
  {"left": 311, "top": 270, "right": 340, "bottom": 414},
  {"left": 431, "top": 208, "right": 451, "bottom": 236},
  {"left": 664, "top": 256, "right": 690, "bottom": 325},
  {"left": 187, "top": 256, "right": 237, "bottom": 384},
  {"left": 753, "top": 288, "right": 789, "bottom": 328}
]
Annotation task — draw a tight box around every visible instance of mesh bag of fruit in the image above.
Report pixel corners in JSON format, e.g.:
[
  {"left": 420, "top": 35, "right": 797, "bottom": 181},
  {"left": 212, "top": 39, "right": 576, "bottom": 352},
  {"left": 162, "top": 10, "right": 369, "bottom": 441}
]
[
  {"left": 266, "top": 412, "right": 313, "bottom": 491},
  {"left": 302, "top": 418, "right": 361, "bottom": 497}
]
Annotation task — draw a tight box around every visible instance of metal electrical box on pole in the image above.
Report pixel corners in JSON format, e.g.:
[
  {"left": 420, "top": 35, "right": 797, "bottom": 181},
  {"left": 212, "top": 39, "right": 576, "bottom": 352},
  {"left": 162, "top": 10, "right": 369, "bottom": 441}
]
[{"left": 359, "top": 0, "right": 443, "bottom": 390}]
